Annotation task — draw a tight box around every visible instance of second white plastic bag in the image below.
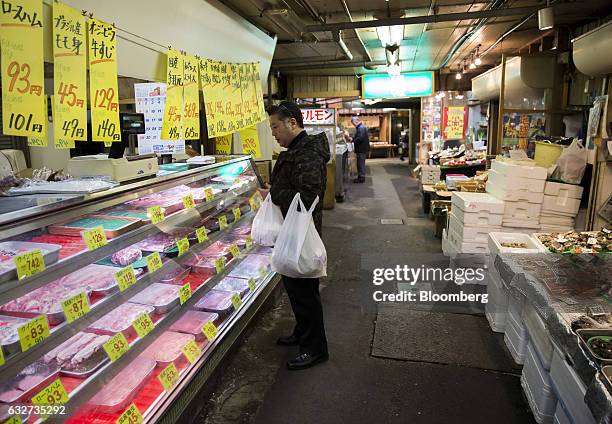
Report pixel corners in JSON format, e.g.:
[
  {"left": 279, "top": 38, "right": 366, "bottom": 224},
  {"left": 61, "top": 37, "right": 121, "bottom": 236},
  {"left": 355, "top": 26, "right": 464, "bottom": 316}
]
[
  {"left": 251, "top": 194, "right": 284, "bottom": 246},
  {"left": 556, "top": 139, "right": 587, "bottom": 184},
  {"left": 272, "top": 193, "right": 327, "bottom": 278}
]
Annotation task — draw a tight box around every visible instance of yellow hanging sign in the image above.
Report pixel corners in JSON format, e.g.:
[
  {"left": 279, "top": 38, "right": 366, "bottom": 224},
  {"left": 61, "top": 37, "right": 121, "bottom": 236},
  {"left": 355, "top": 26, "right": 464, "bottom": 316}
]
[
  {"left": 0, "top": 0, "right": 46, "bottom": 138},
  {"left": 28, "top": 135, "right": 47, "bottom": 147},
  {"left": 18, "top": 315, "right": 49, "bottom": 352},
  {"left": 200, "top": 59, "right": 219, "bottom": 137},
  {"left": 161, "top": 48, "right": 184, "bottom": 140},
  {"left": 239, "top": 125, "right": 261, "bottom": 159},
  {"left": 88, "top": 18, "right": 120, "bottom": 142},
  {"left": 228, "top": 63, "right": 243, "bottom": 133},
  {"left": 215, "top": 133, "right": 232, "bottom": 154},
  {"left": 14, "top": 249, "right": 45, "bottom": 280},
  {"left": 182, "top": 54, "right": 200, "bottom": 140},
  {"left": 53, "top": 2, "right": 87, "bottom": 145},
  {"left": 253, "top": 62, "right": 266, "bottom": 123}
]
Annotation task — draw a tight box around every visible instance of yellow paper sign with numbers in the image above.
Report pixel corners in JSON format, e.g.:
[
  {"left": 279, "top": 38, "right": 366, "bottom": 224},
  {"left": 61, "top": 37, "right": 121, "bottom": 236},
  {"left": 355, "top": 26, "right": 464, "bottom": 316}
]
[
  {"left": 0, "top": 342, "right": 4, "bottom": 367},
  {"left": 14, "top": 249, "right": 45, "bottom": 280},
  {"left": 182, "top": 340, "right": 201, "bottom": 364},
  {"left": 215, "top": 134, "right": 232, "bottom": 154},
  {"left": 218, "top": 215, "right": 228, "bottom": 230},
  {"left": 231, "top": 293, "right": 242, "bottom": 310},
  {"left": 161, "top": 48, "right": 183, "bottom": 140},
  {"left": 114, "top": 266, "right": 136, "bottom": 292},
  {"left": 248, "top": 278, "right": 256, "bottom": 292},
  {"left": 116, "top": 403, "right": 143, "bottom": 424},
  {"left": 148, "top": 205, "right": 165, "bottom": 224},
  {"left": 202, "top": 321, "right": 218, "bottom": 342},
  {"left": 182, "top": 194, "right": 195, "bottom": 209},
  {"left": 214, "top": 256, "right": 225, "bottom": 273},
  {"left": 182, "top": 54, "right": 199, "bottom": 140},
  {"left": 179, "top": 282, "right": 191, "bottom": 305},
  {"left": 31, "top": 378, "right": 69, "bottom": 406},
  {"left": 158, "top": 362, "right": 179, "bottom": 391},
  {"left": 229, "top": 244, "right": 240, "bottom": 259},
  {"left": 204, "top": 187, "right": 215, "bottom": 202},
  {"left": 177, "top": 237, "right": 190, "bottom": 257},
  {"left": 103, "top": 332, "right": 129, "bottom": 361},
  {"left": 132, "top": 313, "right": 154, "bottom": 338},
  {"left": 245, "top": 235, "right": 253, "bottom": 250},
  {"left": 196, "top": 226, "right": 208, "bottom": 243},
  {"left": 233, "top": 207, "right": 241, "bottom": 222},
  {"left": 239, "top": 125, "right": 261, "bottom": 159},
  {"left": 61, "top": 291, "right": 90, "bottom": 323},
  {"left": 146, "top": 252, "right": 162, "bottom": 273},
  {"left": 18, "top": 315, "right": 49, "bottom": 352}
]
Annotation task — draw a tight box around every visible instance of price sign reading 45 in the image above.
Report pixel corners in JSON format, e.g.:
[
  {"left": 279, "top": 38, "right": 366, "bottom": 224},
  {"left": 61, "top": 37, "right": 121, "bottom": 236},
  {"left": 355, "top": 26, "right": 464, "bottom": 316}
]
[
  {"left": 14, "top": 249, "right": 45, "bottom": 280},
  {"left": 116, "top": 403, "right": 143, "bottom": 424},
  {"left": 31, "top": 378, "right": 69, "bottom": 407},
  {"left": 181, "top": 340, "right": 201, "bottom": 364},
  {"left": 132, "top": 313, "right": 154, "bottom": 338},
  {"left": 61, "top": 292, "right": 90, "bottom": 323},
  {"left": 179, "top": 283, "right": 192, "bottom": 305},
  {"left": 103, "top": 332, "right": 130, "bottom": 362},
  {"left": 158, "top": 362, "right": 179, "bottom": 391},
  {"left": 18, "top": 315, "right": 50, "bottom": 352},
  {"left": 82, "top": 226, "right": 107, "bottom": 251},
  {"left": 115, "top": 266, "right": 137, "bottom": 292},
  {"left": 146, "top": 252, "right": 163, "bottom": 274}
]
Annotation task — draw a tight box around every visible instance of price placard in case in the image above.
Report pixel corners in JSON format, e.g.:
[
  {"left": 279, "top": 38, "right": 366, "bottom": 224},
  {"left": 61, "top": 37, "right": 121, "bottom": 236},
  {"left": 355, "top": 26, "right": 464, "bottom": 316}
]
[
  {"left": 14, "top": 249, "right": 45, "bottom": 280},
  {"left": 116, "top": 403, "right": 143, "bottom": 424},
  {"left": 82, "top": 226, "right": 107, "bottom": 250},
  {"left": 17, "top": 315, "right": 50, "bottom": 352},
  {"left": 61, "top": 292, "right": 90, "bottom": 323},
  {"left": 31, "top": 378, "right": 69, "bottom": 406}
]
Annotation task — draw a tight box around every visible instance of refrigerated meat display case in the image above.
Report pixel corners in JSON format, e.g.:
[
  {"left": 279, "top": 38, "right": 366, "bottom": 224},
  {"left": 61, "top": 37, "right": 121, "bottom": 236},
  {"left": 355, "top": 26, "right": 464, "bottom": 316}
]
[{"left": 0, "top": 155, "right": 280, "bottom": 423}]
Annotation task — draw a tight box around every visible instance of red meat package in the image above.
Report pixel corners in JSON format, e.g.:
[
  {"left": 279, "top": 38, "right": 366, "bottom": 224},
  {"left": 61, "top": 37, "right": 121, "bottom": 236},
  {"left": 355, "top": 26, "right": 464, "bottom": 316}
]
[
  {"left": 88, "top": 302, "right": 155, "bottom": 336},
  {"left": 140, "top": 331, "right": 195, "bottom": 365},
  {"left": 228, "top": 254, "right": 271, "bottom": 280},
  {"left": 193, "top": 289, "right": 235, "bottom": 315},
  {"left": 128, "top": 283, "right": 180, "bottom": 313},
  {"left": 43, "top": 332, "right": 110, "bottom": 374},
  {"left": 169, "top": 310, "right": 219, "bottom": 341}
]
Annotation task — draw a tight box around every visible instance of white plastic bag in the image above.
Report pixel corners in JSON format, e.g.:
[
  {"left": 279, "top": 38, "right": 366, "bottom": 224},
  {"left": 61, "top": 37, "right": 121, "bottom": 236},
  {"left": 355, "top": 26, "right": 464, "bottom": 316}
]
[
  {"left": 271, "top": 193, "right": 327, "bottom": 278},
  {"left": 251, "top": 194, "right": 284, "bottom": 246},
  {"left": 556, "top": 139, "right": 587, "bottom": 184}
]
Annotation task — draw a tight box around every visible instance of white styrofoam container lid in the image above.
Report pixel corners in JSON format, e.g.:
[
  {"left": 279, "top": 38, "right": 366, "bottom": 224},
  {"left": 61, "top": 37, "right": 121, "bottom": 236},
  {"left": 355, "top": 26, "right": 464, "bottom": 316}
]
[
  {"left": 487, "top": 181, "right": 545, "bottom": 204},
  {"left": 489, "top": 168, "right": 546, "bottom": 194},
  {"left": 488, "top": 232, "right": 546, "bottom": 257},
  {"left": 520, "top": 373, "right": 556, "bottom": 423},
  {"left": 544, "top": 181, "right": 584, "bottom": 199},
  {"left": 492, "top": 159, "right": 548, "bottom": 180},
  {"left": 453, "top": 205, "right": 504, "bottom": 227},
  {"left": 451, "top": 191, "right": 505, "bottom": 214}
]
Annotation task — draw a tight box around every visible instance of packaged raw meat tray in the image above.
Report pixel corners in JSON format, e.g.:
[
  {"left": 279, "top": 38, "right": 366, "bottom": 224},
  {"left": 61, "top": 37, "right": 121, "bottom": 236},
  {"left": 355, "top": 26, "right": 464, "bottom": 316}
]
[
  {"left": 87, "top": 357, "right": 156, "bottom": 412},
  {"left": 214, "top": 277, "right": 250, "bottom": 297},
  {"left": 193, "top": 289, "right": 235, "bottom": 316},
  {"left": 169, "top": 310, "right": 219, "bottom": 341},
  {"left": 201, "top": 241, "right": 233, "bottom": 258},
  {"left": 133, "top": 233, "right": 178, "bottom": 253},
  {"left": 88, "top": 302, "right": 155, "bottom": 337},
  {"left": 128, "top": 283, "right": 180, "bottom": 314},
  {"left": 43, "top": 332, "right": 110, "bottom": 377},
  {"left": 96, "top": 209, "right": 151, "bottom": 222},
  {"left": 140, "top": 331, "right": 195, "bottom": 366},
  {"left": 0, "top": 361, "right": 60, "bottom": 404},
  {"left": 49, "top": 215, "right": 142, "bottom": 238},
  {"left": 159, "top": 263, "right": 191, "bottom": 285},
  {"left": 27, "top": 234, "right": 86, "bottom": 260},
  {"left": 221, "top": 234, "right": 248, "bottom": 248},
  {"left": 0, "top": 315, "right": 30, "bottom": 356},
  {"left": 0, "top": 241, "right": 61, "bottom": 283},
  {"left": 228, "top": 254, "right": 271, "bottom": 281},
  {"left": 229, "top": 222, "right": 252, "bottom": 235},
  {"left": 251, "top": 245, "right": 273, "bottom": 256}
]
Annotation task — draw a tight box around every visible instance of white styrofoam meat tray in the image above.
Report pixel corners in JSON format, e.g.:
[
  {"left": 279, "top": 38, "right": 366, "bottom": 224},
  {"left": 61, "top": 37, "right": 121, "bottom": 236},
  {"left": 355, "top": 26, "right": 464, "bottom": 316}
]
[
  {"left": 542, "top": 195, "right": 580, "bottom": 217},
  {"left": 544, "top": 181, "right": 583, "bottom": 200},
  {"left": 449, "top": 213, "right": 501, "bottom": 244},
  {"left": 491, "top": 159, "right": 548, "bottom": 180},
  {"left": 451, "top": 191, "right": 505, "bottom": 215},
  {"left": 488, "top": 168, "right": 546, "bottom": 194},
  {"left": 487, "top": 181, "right": 545, "bottom": 204},
  {"left": 452, "top": 205, "right": 503, "bottom": 227},
  {"left": 488, "top": 232, "right": 546, "bottom": 257},
  {"left": 521, "top": 342, "right": 557, "bottom": 423}
]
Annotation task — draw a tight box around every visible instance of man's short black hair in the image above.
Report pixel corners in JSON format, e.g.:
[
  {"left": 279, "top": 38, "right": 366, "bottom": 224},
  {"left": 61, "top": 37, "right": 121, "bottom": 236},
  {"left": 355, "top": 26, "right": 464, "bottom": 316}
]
[{"left": 266, "top": 101, "right": 304, "bottom": 128}]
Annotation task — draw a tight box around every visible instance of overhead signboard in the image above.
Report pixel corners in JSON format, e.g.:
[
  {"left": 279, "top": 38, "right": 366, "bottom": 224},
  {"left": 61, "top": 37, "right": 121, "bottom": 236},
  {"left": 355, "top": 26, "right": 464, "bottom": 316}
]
[
  {"left": 301, "top": 108, "right": 335, "bottom": 125},
  {"left": 362, "top": 72, "right": 435, "bottom": 99}
]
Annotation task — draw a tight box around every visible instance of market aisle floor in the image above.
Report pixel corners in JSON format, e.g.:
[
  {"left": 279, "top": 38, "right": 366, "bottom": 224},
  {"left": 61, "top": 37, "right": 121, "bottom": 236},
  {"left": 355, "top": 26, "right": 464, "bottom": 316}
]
[{"left": 199, "top": 159, "right": 535, "bottom": 424}]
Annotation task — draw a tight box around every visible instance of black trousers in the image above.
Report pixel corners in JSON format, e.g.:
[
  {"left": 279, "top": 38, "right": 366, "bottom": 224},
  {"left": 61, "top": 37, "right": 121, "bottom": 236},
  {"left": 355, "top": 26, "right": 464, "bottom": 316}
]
[{"left": 282, "top": 275, "right": 328, "bottom": 355}]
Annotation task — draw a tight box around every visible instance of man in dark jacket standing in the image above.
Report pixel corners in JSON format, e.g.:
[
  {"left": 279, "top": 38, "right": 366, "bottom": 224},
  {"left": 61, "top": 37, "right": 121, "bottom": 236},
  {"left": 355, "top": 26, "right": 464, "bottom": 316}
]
[
  {"left": 351, "top": 116, "right": 369, "bottom": 183},
  {"left": 260, "top": 101, "right": 330, "bottom": 370}
]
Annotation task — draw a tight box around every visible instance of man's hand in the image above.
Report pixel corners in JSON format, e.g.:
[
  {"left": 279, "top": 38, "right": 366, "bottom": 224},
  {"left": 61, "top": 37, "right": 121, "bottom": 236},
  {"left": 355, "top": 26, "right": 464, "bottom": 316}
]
[{"left": 257, "top": 184, "right": 270, "bottom": 199}]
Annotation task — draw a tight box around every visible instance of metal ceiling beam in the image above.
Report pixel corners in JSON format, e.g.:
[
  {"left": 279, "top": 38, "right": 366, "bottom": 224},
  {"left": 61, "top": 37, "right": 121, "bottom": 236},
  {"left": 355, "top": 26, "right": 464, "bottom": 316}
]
[
  {"left": 304, "top": 6, "right": 541, "bottom": 32},
  {"left": 274, "top": 60, "right": 386, "bottom": 71}
]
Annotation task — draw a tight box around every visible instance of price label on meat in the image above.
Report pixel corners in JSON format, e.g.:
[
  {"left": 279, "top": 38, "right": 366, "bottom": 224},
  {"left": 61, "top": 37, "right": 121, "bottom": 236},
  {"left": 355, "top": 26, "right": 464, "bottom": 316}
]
[
  {"left": 116, "top": 403, "right": 143, "bottom": 424},
  {"left": 181, "top": 340, "right": 201, "bottom": 364},
  {"left": 218, "top": 215, "right": 228, "bottom": 230},
  {"left": 214, "top": 256, "right": 225, "bottom": 274},
  {"left": 61, "top": 292, "right": 90, "bottom": 323},
  {"left": 148, "top": 205, "right": 165, "bottom": 224},
  {"left": 115, "top": 266, "right": 137, "bottom": 292},
  {"left": 196, "top": 226, "right": 208, "bottom": 243},
  {"left": 231, "top": 293, "right": 242, "bottom": 310},
  {"left": 233, "top": 177, "right": 242, "bottom": 186},
  {"left": 158, "top": 362, "right": 179, "bottom": 391},
  {"left": 103, "top": 332, "right": 130, "bottom": 362},
  {"left": 202, "top": 321, "right": 218, "bottom": 342},
  {"left": 204, "top": 187, "right": 214, "bottom": 202},
  {"left": 18, "top": 315, "right": 49, "bottom": 352},
  {"left": 0, "top": 343, "right": 4, "bottom": 367},
  {"left": 83, "top": 226, "right": 108, "bottom": 251},
  {"left": 177, "top": 238, "right": 190, "bottom": 257},
  {"left": 249, "top": 197, "right": 257, "bottom": 211},
  {"left": 14, "top": 249, "right": 45, "bottom": 280},
  {"left": 146, "top": 252, "right": 163, "bottom": 273},
  {"left": 245, "top": 236, "right": 254, "bottom": 250},
  {"left": 31, "top": 378, "right": 69, "bottom": 406},
  {"left": 179, "top": 283, "right": 192, "bottom": 305},
  {"left": 254, "top": 191, "right": 263, "bottom": 204},
  {"left": 259, "top": 266, "right": 267, "bottom": 279},
  {"left": 229, "top": 244, "right": 240, "bottom": 259},
  {"left": 132, "top": 313, "right": 154, "bottom": 338},
  {"left": 248, "top": 278, "right": 256, "bottom": 292},
  {"left": 233, "top": 207, "right": 241, "bottom": 222},
  {"left": 182, "top": 194, "right": 195, "bottom": 209}
]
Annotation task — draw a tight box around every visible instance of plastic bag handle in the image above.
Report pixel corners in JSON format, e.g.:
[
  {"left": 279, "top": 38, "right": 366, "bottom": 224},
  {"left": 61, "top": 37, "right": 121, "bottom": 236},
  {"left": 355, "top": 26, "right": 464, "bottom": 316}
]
[{"left": 297, "top": 194, "right": 319, "bottom": 214}]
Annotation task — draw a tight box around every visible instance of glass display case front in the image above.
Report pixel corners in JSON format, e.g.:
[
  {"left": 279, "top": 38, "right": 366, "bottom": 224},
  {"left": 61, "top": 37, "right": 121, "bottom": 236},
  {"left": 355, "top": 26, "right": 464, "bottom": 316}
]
[{"left": 0, "top": 156, "right": 278, "bottom": 423}]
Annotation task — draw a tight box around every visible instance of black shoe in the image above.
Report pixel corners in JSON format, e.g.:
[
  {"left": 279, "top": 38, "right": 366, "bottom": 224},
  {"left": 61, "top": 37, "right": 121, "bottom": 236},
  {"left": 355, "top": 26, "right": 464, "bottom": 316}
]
[
  {"left": 287, "top": 352, "right": 329, "bottom": 370},
  {"left": 276, "top": 335, "right": 299, "bottom": 346},
  {"left": 400, "top": 157, "right": 405, "bottom": 162},
  {"left": 353, "top": 178, "right": 365, "bottom": 183}
]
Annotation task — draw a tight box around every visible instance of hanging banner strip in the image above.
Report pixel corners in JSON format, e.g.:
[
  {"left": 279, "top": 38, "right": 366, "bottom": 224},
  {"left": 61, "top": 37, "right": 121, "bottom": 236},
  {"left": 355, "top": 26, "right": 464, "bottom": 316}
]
[
  {"left": 182, "top": 54, "right": 200, "bottom": 140},
  {"left": 0, "top": 0, "right": 46, "bottom": 138},
  {"left": 254, "top": 62, "right": 266, "bottom": 123},
  {"left": 239, "top": 125, "right": 261, "bottom": 159},
  {"left": 88, "top": 18, "right": 120, "bottom": 142},
  {"left": 228, "top": 63, "right": 242, "bottom": 134},
  {"left": 215, "top": 133, "right": 232, "bottom": 154},
  {"left": 161, "top": 48, "right": 184, "bottom": 140},
  {"left": 53, "top": 2, "right": 87, "bottom": 144},
  {"left": 200, "top": 59, "right": 217, "bottom": 137}
]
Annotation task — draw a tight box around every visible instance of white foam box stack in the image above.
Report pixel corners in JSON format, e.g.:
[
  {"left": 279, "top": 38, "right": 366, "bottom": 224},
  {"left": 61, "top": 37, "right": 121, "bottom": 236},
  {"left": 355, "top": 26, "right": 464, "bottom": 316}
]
[
  {"left": 504, "top": 293, "right": 529, "bottom": 364},
  {"left": 553, "top": 402, "right": 572, "bottom": 424},
  {"left": 523, "top": 303, "right": 554, "bottom": 370},
  {"left": 446, "top": 174, "right": 469, "bottom": 190},
  {"left": 421, "top": 164, "right": 441, "bottom": 184},
  {"left": 521, "top": 342, "right": 558, "bottom": 423},
  {"left": 540, "top": 182, "right": 584, "bottom": 232},
  {"left": 485, "top": 254, "right": 510, "bottom": 333}
]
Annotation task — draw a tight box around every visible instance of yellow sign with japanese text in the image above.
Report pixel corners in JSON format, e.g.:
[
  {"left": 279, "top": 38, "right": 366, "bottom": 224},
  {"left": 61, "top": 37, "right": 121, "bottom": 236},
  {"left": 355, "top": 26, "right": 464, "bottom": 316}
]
[
  {"left": 53, "top": 3, "right": 87, "bottom": 145},
  {"left": 227, "top": 63, "right": 243, "bottom": 133},
  {"left": 88, "top": 18, "right": 120, "bottom": 142},
  {"left": 0, "top": 0, "right": 46, "bottom": 138},
  {"left": 239, "top": 126, "right": 261, "bottom": 159},
  {"left": 254, "top": 62, "right": 266, "bottom": 123},
  {"left": 215, "top": 133, "right": 232, "bottom": 154},
  {"left": 182, "top": 54, "right": 200, "bottom": 140},
  {"left": 200, "top": 59, "right": 218, "bottom": 137},
  {"left": 161, "top": 48, "right": 184, "bottom": 140}
]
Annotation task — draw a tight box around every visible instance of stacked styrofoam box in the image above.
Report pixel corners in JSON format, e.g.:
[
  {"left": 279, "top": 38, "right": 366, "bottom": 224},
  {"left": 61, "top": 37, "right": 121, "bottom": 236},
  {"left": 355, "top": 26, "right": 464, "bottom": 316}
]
[
  {"left": 447, "top": 192, "right": 505, "bottom": 255},
  {"left": 521, "top": 342, "right": 558, "bottom": 423},
  {"left": 421, "top": 164, "right": 441, "bottom": 184},
  {"left": 553, "top": 402, "right": 572, "bottom": 424},
  {"left": 540, "top": 182, "right": 583, "bottom": 232},
  {"left": 523, "top": 303, "right": 554, "bottom": 370},
  {"left": 486, "top": 160, "right": 547, "bottom": 231},
  {"left": 446, "top": 174, "right": 469, "bottom": 190},
  {"left": 504, "top": 292, "right": 529, "bottom": 364}
]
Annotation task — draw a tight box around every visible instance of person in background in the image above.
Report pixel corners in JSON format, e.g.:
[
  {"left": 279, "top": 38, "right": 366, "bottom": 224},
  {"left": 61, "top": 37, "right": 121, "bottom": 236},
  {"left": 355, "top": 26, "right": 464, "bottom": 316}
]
[
  {"left": 399, "top": 130, "right": 409, "bottom": 162},
  {"left": 258, "top": 101, "right": 330, "bottom": 370},
  {"left": 351, "top": 116, "right": 369, "bottom": 183}
]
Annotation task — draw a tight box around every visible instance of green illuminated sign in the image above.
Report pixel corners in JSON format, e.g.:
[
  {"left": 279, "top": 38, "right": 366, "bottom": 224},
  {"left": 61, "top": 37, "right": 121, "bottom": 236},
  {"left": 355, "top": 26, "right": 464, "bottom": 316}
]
[{"left": 362, "top": 72, "right": 435, "bottom": 99}]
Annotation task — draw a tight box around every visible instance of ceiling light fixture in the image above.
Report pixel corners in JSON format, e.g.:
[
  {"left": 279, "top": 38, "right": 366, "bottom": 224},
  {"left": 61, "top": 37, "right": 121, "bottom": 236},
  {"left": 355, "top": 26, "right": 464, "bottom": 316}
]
[
  {"left": 455, "top": 68, "right": 462, "bottom": 80},
  {"left": 538, "top": 2, "right": 554, "bottom": 30},
  {"left": 377, "top": 25, "right": 403, "bottom": 47},
  {"left": 462, "top": 60, "right": 467, "bottom": 74},
  {"left": 469, "top": 55, "right": 476, "bottom": 69},
  {"left": 474, "top": 45, "right": 482, "bottom": 66},
  {"left": 387, "top": 63, "right": 401, "bottom": 76}
]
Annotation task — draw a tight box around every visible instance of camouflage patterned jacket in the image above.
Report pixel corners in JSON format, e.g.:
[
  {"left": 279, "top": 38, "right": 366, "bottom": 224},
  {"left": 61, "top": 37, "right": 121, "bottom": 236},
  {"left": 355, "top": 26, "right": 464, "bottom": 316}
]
[{"left": 270, "top": 131, "right": 331, "bottom": 235}]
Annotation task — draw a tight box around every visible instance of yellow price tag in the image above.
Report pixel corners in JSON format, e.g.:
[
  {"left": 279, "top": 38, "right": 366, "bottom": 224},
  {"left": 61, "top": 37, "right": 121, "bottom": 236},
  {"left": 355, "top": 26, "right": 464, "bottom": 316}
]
[
  {"left": 0, "top": 343, "right": 4, "bottom": 367},
  {"left": 103, "top": 332, "right": 130, "bottom": 362},
  {"left": 14, "top": 249, "right": 45, "bottom": 280},
  {"left": 4, "top": 415, "right": 20, "bottom": 424},
  {"left": 245, "top": 236, "right": 253, "bottom": 250},
  {"left": 61, "top": 292, "right": 90, "bottom": 323},
  {"left": 182, "top": 194, "right": 195, "bottom": 209},
  {"left": 115, "top": 266, "right": 137, "bottom": 292},
  {"left": 146, "top": 252, "right": 163, "bottom": 273},
  {"left": 204, "top": 187, "right": 215, "bottom": 202},
  {"left": 179, "top": 283, "right": 192, "bottom": 305},
  {"left": 248, "top": 278, "right": 257, "bottom": 292},
  {"left": 116, "top": 403, "right": 143, "bottom": 424},
  {"left": 31, "top": 378, "right": 69, "bottom": 406},
  {"left": 82, "top": 226, "right": 107, "bottom": 251},
  {"left": 229, "top": 244, "right": 240, "bottom": 259},
  {"left": 259, "top": 266, "right": 268, "bottom": 279},
  {"left": 218, "top": 215, "right": 228, "bottom": 230},
  {"left": 231, "top": 293, "right": 242, "bottom": 310},
  {"left": 148, "top": 205, "right": 165, "bottom": 224},
  {"left": 18, "top": 315, "right": 50, "bottom": 352},
  {"left": 177, "top": 237, "right": 190, "bottom": 257},
  {"left": 214, "top": 256, "right": 225, "bottom": 274},
  {"left": 233, "top": 177, "right": 242, "bottom": 185},
  {"left": 196, "top": 226, "right": 208, "bottom": 243},
  {"left": 249, "top": 197, "right": 257, "bottom": 211},
  {"left": 233, "top": 207, "right": 241, "bottom": 221},
  {"left": 255, "top": 191, "right": 263, "bottom": 203},
  {"left": 202, "top": 321, "right": 218, "bottom": 342},
  {"left": 181, "top": 340, "right": 201, "bottom": 364},
  {"left": 158, "top": 362, "right": 179, "bottom": 391},
  {"left": 132, "top": 313, "right": 154, "bottom": 339}
]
